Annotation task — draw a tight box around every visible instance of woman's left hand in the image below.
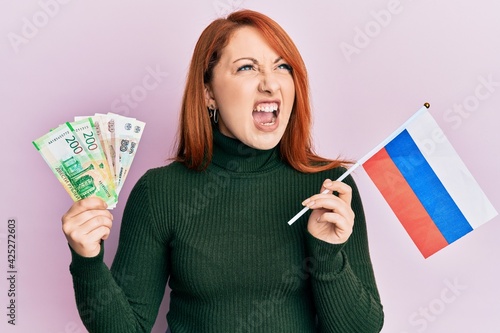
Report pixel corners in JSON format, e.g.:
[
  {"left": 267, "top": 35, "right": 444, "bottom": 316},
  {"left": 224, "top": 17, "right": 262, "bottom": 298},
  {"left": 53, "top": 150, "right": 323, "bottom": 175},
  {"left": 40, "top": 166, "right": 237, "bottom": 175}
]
[{"left": 303, "top": 179, "right": 355, "bottom": 244}]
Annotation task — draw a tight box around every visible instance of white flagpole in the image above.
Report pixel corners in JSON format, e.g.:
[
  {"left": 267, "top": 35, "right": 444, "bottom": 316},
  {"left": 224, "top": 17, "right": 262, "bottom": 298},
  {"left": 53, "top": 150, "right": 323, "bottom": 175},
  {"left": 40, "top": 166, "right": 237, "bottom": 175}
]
[{"left": 287, "top": 103, "right": 430, "bottom": 225}]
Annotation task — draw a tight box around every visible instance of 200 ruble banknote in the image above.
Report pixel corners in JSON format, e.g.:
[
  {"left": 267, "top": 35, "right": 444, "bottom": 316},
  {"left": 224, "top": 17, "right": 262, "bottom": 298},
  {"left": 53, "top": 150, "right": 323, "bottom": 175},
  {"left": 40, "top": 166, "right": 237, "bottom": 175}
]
[{"left": 33, "top": 122, "right": 118, "bottom": 207}]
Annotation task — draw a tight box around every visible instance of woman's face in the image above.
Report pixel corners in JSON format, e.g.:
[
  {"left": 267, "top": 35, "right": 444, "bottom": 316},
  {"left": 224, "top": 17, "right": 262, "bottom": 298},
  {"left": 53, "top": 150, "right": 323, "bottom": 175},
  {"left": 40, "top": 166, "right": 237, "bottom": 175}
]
[{"left": 206, "top": 26, "right": 295, "bottom": 150}]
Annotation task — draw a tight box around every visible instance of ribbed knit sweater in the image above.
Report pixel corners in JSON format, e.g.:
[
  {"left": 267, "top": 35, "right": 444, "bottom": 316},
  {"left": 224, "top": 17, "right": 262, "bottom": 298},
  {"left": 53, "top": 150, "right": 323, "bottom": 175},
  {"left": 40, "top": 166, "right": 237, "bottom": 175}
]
[{"left": 69, "top": 129, "right": 384, "bottom": 333}]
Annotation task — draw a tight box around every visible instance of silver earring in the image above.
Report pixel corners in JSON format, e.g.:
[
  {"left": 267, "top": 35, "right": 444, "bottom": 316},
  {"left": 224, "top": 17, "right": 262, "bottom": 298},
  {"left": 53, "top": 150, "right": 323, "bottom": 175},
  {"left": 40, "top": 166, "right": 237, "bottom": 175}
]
[
  {"left": 208, "top": 105, "right": 218, "bottom": 123},
  {"left": 213, "top": 109, "right": 218, "bottom": 123}
]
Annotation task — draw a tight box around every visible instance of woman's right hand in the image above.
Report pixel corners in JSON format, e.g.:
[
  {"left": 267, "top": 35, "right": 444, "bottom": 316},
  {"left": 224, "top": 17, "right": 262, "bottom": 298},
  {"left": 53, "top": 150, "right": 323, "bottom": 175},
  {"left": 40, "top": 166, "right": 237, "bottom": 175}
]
[{"left": 61, "top": 197, "right": 114, "bottom": 258}]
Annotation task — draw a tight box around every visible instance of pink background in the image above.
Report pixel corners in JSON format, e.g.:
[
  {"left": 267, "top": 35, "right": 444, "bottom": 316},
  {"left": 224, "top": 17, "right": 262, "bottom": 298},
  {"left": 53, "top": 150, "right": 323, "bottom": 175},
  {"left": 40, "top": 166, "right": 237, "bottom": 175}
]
[{"left": 1, "top": 0, "right": 499, "bottom": 332}]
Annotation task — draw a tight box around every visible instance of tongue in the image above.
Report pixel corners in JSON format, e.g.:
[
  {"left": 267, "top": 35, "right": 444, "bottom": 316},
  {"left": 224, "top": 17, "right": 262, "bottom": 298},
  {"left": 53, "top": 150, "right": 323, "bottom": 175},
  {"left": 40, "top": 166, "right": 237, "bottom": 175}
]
[{"left": 252, "top": 111, "right": 274, "bottom": 124}]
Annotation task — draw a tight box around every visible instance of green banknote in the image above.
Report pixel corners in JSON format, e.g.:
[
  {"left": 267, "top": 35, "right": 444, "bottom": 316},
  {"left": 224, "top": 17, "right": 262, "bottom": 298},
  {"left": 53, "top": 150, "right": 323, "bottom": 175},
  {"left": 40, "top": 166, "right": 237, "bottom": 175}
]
[
  {"left": 33, "top": 122, "right": 118, "bottom": 207},
  {"left": 67, "top": 117, "right": 118, "bottom": 207},
  {"left": 75, "top": 115, "right": 116, "bottom": 181}
]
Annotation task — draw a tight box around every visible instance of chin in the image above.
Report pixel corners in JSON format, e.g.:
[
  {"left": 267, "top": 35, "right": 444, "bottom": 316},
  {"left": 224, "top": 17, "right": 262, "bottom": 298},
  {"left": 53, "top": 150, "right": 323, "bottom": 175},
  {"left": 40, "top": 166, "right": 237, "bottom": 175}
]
[
  {"left": 252, "top": 142, "right": 278, "bottom": 150},
  {"left": 247, "top": 133, "right": 283, "bottom": 150}
]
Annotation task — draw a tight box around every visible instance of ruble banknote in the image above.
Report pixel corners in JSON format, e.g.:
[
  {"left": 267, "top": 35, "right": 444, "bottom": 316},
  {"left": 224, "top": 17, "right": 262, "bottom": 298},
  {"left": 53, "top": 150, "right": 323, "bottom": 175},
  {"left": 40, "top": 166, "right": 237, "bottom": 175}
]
[
  {"left": 33, "top": 122, "right": 118, "bottom": 206},
  {"left": 33, "top": 113, "right": 145, "bottom": 208}
]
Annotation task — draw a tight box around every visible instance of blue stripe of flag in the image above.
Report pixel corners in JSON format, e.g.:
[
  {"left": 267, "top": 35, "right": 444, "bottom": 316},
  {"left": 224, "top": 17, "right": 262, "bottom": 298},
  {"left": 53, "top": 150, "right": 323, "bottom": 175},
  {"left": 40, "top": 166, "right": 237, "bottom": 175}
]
[{"left": 385, "top": 130, "right": 473, "bottom": 244}]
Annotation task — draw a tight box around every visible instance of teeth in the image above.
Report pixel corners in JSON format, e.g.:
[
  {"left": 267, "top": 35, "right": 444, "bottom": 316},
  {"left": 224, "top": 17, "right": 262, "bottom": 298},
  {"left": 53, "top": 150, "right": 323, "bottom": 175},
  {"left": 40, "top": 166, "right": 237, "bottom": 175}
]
[
  {"left": 254, "top": 102, "right": 278, "bottom": 112},
  {"left": 261, "top": 119, "right": 276, "bottom": 126}
]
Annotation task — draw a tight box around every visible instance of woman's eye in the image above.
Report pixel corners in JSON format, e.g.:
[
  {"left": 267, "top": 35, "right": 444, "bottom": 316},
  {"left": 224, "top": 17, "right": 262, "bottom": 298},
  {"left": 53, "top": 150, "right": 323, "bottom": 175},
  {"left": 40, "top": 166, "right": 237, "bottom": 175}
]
[
  {"left": 277, "top": 63, "right": 292, "bottom": 72},
  {"left": 237, "top": 64, "right": 254, "bottom": 72}
]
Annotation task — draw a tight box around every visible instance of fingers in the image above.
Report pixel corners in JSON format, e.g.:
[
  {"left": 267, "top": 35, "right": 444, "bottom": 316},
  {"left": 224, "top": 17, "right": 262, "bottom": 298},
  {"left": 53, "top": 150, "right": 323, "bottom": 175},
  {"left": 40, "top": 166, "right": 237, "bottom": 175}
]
[
  {"left": 64, "top": 212, "right": 113, "bottom": 236},
  {"left": 312, "top": 211, "right": 354, "bottom": 244},
  {"left": 62, "top": 197, "right": 109, "bottom": 222},
  {"left": 302, "top": 180, "right": 352, "bottom": 216},
  {"left": 315, "top": 211, "right": 351, "bottom": 230},
  {"left": 303, "top": 195, "right": 352, "bottom": 220},
  {"left": 62, "top": 197, "right": 113, "bottom": 235},
  {"left": 61, "top": 197, "right": 114, "bottom": 257},
  {"left": 304, "top": 179, "right": 355, "bottom": 244},
  {"left": 319, "top": 179, "right": 352, "bottom": 206},
  {"left": 302, "top": 179, "right": 351, "bottom": 208}
]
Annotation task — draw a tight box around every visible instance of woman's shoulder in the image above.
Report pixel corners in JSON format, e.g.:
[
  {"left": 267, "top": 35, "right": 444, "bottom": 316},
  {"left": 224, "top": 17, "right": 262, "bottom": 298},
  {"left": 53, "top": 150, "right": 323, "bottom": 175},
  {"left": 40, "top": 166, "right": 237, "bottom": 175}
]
[
  {"left": 305, "top": 164, "right": 360, "bottom": 190},
  {"left": 139, "top": 161, "right": 188, "bottom": 181},
  {"left": 137, "top": 161, "right": 203, "bottom": 188},
  {"left": 308, "top": 164, "right": 350, "bottom": 179},
  {"left": 146, "top": 160, "right": 187, "bottom": 174}
]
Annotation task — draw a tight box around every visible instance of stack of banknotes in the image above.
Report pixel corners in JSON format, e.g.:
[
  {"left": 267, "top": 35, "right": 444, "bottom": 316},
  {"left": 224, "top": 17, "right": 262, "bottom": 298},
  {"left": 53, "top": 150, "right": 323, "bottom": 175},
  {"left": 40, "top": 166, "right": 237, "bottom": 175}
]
[{"left": 33, "top": 113, "right": 146, "bottom": 209}]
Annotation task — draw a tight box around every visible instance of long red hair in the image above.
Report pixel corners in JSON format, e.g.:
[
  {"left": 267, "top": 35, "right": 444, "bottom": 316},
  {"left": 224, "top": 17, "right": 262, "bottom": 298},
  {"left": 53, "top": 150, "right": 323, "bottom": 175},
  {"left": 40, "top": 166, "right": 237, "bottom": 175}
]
[{"left": 175, "top": 9, "right": 349, "bottom": 172}]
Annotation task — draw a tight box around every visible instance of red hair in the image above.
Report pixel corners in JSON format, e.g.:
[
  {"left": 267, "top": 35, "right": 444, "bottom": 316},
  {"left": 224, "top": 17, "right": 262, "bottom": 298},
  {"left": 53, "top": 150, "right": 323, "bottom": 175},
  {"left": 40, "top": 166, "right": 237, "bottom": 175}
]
[{"left": 175, "top": 9, "right": 349, "bottom": 172}]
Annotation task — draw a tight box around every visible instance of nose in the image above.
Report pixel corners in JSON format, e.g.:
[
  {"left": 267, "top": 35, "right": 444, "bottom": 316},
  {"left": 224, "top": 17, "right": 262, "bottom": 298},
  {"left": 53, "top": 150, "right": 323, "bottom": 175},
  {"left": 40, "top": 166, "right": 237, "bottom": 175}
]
[{"left": 258, "top": 71, "right": 279, "bottom": 94}]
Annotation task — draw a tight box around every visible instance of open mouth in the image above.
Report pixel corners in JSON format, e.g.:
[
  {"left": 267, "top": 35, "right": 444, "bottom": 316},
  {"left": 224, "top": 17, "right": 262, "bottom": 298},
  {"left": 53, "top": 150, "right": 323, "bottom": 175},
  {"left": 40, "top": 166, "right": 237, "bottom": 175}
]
[{"left": 252, "top": 102, "right": 280, "bottom": 126}]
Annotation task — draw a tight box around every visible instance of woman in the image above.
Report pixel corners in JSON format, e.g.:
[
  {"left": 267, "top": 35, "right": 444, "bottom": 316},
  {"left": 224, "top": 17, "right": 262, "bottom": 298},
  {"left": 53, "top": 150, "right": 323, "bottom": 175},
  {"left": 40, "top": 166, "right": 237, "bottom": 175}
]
[{"left": 62, "top": 9, "right": 384, "bottom": 333}]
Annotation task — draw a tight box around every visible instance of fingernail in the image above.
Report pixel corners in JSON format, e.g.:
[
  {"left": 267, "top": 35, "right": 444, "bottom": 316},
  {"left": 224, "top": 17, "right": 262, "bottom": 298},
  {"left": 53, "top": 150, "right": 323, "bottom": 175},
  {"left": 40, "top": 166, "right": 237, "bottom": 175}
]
[
  {"left": 325, "top": 180, "right": 333, "bottom": 187},
  {"left": 302, "top": 198, "right": 310, "bottom": 206}
]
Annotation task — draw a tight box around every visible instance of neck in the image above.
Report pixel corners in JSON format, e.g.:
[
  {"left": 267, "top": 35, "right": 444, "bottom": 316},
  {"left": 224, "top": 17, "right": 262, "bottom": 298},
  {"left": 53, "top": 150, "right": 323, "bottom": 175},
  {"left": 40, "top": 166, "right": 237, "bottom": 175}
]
[{"left": 210, "top": 129, "right": 283, "bottom": 174}]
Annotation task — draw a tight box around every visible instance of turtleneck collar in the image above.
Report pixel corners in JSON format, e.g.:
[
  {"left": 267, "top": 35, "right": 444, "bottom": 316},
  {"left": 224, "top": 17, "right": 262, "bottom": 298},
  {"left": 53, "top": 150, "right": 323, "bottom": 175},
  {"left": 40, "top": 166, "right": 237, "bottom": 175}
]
[{"left": 210, "top": 128, "right": 284, "bottom": 174}]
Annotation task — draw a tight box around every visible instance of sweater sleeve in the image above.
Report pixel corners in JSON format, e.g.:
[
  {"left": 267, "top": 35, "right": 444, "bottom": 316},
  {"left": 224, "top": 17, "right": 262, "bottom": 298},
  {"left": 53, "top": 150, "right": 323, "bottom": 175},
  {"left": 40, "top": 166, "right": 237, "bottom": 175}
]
[
  {"left": 69, "top": 171, "right": 169, "bottom": 333},
  {"left": 304, "top": 174, "right": 384, "bottom": 333}
]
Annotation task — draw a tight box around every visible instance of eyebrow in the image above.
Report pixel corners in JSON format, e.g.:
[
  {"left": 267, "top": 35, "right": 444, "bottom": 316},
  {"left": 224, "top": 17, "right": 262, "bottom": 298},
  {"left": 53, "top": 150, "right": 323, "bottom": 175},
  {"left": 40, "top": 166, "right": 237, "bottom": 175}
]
[{"left": 232, "top": 57, "right": 283, "bottom": 64}]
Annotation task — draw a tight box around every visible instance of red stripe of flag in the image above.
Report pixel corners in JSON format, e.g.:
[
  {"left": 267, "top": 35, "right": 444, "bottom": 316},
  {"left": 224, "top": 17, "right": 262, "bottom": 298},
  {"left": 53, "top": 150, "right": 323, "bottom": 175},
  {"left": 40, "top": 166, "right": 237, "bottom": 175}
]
[{"left": 363, "top": 148, "right": 449, "bottom": 258}]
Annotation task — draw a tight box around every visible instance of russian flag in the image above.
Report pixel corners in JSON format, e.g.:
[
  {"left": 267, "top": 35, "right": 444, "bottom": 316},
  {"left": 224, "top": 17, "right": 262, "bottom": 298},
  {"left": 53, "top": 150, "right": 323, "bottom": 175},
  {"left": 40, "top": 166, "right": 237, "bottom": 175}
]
[{"left": 363, "top": 107, "right": 498, "bottom": 258}]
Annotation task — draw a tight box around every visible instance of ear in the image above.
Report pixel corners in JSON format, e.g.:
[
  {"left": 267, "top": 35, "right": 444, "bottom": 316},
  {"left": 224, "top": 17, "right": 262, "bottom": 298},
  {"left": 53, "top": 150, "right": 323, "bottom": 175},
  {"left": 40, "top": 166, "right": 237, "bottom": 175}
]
[{"left": 204, "top": 84, "right": 216, "bottom": 109}]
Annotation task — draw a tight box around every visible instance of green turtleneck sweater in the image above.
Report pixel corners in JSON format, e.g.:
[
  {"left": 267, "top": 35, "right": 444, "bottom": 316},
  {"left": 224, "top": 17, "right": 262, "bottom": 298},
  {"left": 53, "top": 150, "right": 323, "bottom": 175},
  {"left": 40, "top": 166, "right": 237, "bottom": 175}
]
[{"left": 69, "top": 130, "right": 384, "bottom": 333}]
